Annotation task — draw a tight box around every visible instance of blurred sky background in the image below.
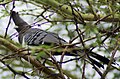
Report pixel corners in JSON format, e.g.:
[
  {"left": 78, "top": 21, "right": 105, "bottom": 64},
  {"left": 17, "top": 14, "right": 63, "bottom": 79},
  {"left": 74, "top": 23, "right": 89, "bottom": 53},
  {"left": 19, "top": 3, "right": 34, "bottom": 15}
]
[{"left": 0, "top": 1, "right": 119, "bottom": 79}]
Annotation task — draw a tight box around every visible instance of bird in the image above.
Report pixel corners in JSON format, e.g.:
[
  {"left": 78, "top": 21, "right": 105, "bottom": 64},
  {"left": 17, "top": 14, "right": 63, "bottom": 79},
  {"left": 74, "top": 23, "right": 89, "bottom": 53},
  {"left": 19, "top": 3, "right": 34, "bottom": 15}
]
[{"left": 11, "top": 11, "right": 114, "bottom": 69}]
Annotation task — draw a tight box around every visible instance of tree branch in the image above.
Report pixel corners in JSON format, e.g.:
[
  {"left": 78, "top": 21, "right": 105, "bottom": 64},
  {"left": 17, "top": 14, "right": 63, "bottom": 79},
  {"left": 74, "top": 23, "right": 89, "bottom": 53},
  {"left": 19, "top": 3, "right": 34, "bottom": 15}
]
[
  {"left": 32, "top": 0, "right": 120, "bottom": 22},
  {"left": 0, "top": 36, "right": 61, "bottom": 79}
]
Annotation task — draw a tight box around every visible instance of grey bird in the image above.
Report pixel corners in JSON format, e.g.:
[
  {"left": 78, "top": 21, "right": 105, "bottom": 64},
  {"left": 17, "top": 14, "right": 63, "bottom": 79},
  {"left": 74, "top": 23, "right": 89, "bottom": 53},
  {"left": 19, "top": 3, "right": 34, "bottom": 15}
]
[{"left": 11, "top": 11, "right": 115, "bottom": 68}]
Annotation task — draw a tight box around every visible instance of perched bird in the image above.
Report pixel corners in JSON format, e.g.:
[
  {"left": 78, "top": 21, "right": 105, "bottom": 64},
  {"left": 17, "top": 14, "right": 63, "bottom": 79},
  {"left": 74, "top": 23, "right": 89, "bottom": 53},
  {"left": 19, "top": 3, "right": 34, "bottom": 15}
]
[{"left": 11, "top": 11, "right": 114, "bottom": 68}]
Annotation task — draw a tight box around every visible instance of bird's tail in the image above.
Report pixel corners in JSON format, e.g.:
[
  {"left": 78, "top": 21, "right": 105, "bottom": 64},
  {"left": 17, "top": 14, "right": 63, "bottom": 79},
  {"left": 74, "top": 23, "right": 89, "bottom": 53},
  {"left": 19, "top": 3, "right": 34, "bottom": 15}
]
[
  {"left": 53, "top": 48, "right": 114, "bottom": 68},
  {"left": 88, "top": 51, "right": 115, "bottom": 68}
]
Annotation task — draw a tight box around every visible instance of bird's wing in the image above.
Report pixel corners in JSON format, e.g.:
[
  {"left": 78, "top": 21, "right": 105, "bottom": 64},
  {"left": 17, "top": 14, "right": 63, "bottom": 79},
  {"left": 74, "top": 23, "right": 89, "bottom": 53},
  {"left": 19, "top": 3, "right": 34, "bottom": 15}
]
[{"left": 24, "top": 28, "right": 67, "bottom": 45}]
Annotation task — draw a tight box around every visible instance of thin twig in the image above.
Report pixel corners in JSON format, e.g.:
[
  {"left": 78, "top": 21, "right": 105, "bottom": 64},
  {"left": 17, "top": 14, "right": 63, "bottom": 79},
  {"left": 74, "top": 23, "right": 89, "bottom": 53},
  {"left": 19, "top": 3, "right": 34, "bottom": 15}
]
[
  {"left": 43, "top": 50, "right": 66, "bottom": 79},
  {"left": 69, "top": 2, "right": 85, "bottom": 48},
  {"left": 82, "top": 60, "right": 86, "bottom": 79},
  {"left": 0, "top": 59, "right": 30, "bottom": 79},
  {"left": 95, "top": 14, "right": 112, "bottom": 25},
  {"left": 60, "top": 46, "right": 68, "bottom": 68},
  {"left": 4, "top": 0, "right": 15, "bottom": 38},
  {"left": 101, "top": 45, "right": 118, "bottom": 79},
  {"left": 86, "top": 0, "right": 98, "bottom": 20}
]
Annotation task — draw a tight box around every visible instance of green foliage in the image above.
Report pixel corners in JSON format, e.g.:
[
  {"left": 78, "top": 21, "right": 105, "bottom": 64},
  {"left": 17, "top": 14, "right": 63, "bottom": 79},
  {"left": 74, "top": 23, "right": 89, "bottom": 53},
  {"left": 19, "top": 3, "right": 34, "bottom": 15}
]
[{"left": 0, "top": 0, "right": 120, "bottom": 79}]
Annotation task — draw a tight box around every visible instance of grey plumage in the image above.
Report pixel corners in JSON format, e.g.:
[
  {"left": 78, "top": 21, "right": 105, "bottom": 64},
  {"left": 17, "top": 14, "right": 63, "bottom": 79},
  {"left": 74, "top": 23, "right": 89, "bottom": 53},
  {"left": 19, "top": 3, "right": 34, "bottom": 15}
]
[
  {"left": 23, "top": 28, "right": 67, "bottom": 45},
  {"left": 11, "top": 11, "right": 115, "bottom": 68},
  {"left": 11, "top": 11, "right": 66, "bottom": 46}
]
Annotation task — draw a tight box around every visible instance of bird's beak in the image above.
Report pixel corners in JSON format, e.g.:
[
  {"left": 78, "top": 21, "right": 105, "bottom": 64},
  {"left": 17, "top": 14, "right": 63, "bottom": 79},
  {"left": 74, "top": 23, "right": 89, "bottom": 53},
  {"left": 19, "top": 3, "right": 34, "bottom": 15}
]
[
  {"left": 14, "top": 26, "right": 19, "bottom": 32},
  {"left": 14, "top": 26, "right": 18, "bottom": 29}
]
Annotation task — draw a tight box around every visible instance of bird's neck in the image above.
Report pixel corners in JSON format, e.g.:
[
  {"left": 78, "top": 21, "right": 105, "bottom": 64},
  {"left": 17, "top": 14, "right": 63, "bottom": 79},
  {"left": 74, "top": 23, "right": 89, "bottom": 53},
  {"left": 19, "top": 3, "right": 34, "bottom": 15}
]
[{"left": 18, "top": 26, "right": 31, "bottom": 34}]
